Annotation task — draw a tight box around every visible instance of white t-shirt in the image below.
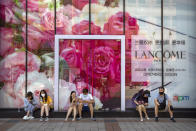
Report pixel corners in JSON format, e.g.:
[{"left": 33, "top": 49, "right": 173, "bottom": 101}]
[{"left": 79, "top": 93, "right": 93, "bottom": 106}]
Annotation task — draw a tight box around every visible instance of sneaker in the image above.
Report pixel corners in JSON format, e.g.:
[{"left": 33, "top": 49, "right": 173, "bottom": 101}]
[
  {"left": 91, "top": 117, "right": 96, "bottom": 121},
  {"left": 45, "top": 117, "right": 49, "bottom": 122},
  {"left": 170, "top": 117, "right": 176, "bottom": 122},
  {"left": 77, "top": 117, "right": 82, "bottom": 120},
  {"left": 146, "top": 117, "right": 150, "bottom": 120},
  {"left": 72, "top": 118, "right": 76, "bottom": 121},
  {"left": 40, "top": 117, "right": 43, "bottom": 122},
  {"left": 155, "top": 117, "right": 159, "bottom": 122},
  {"left": 29, "top": 116, "right": 34, "bottom": 120},
  {"left": 140, "top": 118, "right": 143, "bottom": 122},
  {"left": 64, "top": 118, "right": 68, "bottom": 121},
  {"left": 23, "top": 115, "right": 29, "bottom": 120}
]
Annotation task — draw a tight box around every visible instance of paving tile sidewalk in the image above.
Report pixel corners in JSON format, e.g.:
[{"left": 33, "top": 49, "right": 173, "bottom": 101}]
[{"left": 0, "top": 118, "right": 196, "bottom": 131}]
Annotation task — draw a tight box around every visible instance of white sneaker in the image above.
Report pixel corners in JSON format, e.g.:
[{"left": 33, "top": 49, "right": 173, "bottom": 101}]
[
  {"left": 23, "top": 115, "right": 29, "bottom": 120},
  {"left": 140, "top": 118, "right": 143, "bottom": 122},
  {"left": 72, "top": 118, "right": 76, "bottom": 121},
  {"left": 146, "top": 117, "right": 150, "bottom": 120},
  {"left": 29, "top": 116, "right": 34, "bottom": 120}
]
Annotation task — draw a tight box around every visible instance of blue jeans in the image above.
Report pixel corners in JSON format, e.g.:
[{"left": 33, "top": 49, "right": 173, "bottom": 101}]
[{"left": 24, "top": 103, "right": 35, "bottom": 114}]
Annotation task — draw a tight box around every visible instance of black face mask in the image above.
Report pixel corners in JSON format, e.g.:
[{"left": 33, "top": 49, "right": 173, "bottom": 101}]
[{"left": 159, "top": 92, "right": 164, "bottom": 95}]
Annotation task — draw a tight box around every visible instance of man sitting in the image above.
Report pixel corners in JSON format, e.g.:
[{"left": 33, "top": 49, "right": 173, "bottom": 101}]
[
  {"left": 154, "top": 87, "right": 176, "bottom": 122},
  {"left": 78, "top": 88, "right": 96, "bottom": 121}
]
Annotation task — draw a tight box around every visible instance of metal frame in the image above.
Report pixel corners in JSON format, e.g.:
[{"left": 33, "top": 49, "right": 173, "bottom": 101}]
[{"left": 54, "top": 35, "right": 126, "bottom": 111}]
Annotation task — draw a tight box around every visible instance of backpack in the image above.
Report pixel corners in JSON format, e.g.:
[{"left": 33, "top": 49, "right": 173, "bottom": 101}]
[
  {"left": 131, "top": 89, "right": 144, "bottom": 107},
  {"left": 159, "top": 93, "right": 166, "bottom": 110}
]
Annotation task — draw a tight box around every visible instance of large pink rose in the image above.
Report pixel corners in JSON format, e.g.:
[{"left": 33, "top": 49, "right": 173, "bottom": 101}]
[
  {"left": 72, "top": 0, "right": 98, "bottom": 10},
  {"left": 0, "top": 5, "right": 20, "bottom": 24},
  {"left": 41, "top": 10, "right": 70, "bottom": 34},
  {"left": 72, "top": 20, "right": 102, "bottom": 35},
  {"left": 0, "top": 51, "right": 41, "bottom": 83},
  {"left": 22, "top": 25, "right": 50, "bottom": 50},
  {"left": 87, "top": 46, "right": 115, "bottom": 79},
  {"left": 0, "top": 28, "right": 14, "bottom": 57},
  {"left": 103, "top": 11, "right": 139, "bottom": 39},
  {"left": 60, "top": 47, "right": 82, "bottom": 68}
]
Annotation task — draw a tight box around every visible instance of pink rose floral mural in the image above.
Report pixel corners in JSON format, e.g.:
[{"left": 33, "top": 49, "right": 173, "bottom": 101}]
[{"left": 0, "top": 0, "right": 149, "bottom": 110}]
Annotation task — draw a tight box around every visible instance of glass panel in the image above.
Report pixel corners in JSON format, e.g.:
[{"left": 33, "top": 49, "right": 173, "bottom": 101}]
[
  {"left": 0, "top": 0, "right": 26, "bottom": 108},
  {"left": 88, "top": 0, "right": 123, "bottom": 110},
  {"left": 58, "top": 39, "right": 121, "bottom": 111},
  {"left": 91, "top": 0, "right": 123, "bottom": 35},
  {"left": 26, "top": 0, "right": 55, "bottom": 105},
  {"left": 56, "top": 0, "right": 87, "bottom": 35},
  {"left": 125, "top": 0, "right": 162, "bottom": 108},
  {"left": 163, "top": 0, "right": 196, "bottom": 108}
]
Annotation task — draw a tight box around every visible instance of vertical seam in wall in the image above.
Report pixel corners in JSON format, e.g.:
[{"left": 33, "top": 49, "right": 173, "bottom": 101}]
[
  {"left": 161, "top": 0, "right": 164, "bottom": 87},
  {"left": 123, "top": 0, "right": 125, "bottom": 35},
  {"left": 89, "top": 0, "right": 91, "bottom": 35},
  {"left": 25, "top": 0, "right": 28, "bottom": 94}
]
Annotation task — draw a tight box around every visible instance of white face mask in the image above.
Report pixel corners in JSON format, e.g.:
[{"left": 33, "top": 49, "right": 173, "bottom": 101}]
[{"left": 41, "top": 94, "right": 45, "bottom": 97}]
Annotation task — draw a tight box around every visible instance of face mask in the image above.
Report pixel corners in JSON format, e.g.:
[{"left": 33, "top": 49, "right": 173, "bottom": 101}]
[
  {"left": 41, "top": 94, "right": 45, "bottom": 97},
  {"left": 159, "top": 92, "right": 164, "bottom": 95}
]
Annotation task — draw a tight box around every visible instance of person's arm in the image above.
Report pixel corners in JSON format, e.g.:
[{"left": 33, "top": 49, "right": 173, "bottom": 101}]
[
  {"left": 78, "top": 94, "right": 83, "bottom": 103},
  {"left": 40, "top": 98, "right": 44, "bottom": 106},
  {"left": 24, "top": 98, "right": 29, "bottom": 108},
  {"left": 134, "top": 95, "right": 139, "bottom": 106},
  {"left": 87, "top": 94, "right": 94, "bottom": 104},
  {"left": 144, "top": 97, "right": 149, "bottom": 106},
  {"left": 154, "top": 98, "right": 160, "bottom": 106},
  {"left": 32, "top": 99, "right": 37, "bottom": 105},
  {"left": 48, "top": 96, "right": 53, "bottom": 106},
  {"left": 166, "top": 94, "right": 172, "bottom": 106}
]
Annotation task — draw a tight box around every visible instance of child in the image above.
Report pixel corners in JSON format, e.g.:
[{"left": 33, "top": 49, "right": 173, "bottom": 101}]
[
  {"left": 65, "top": 91, "right": 78, "bottom": 121},
  {"left": 39, "top": 90, "right": 53, "bottom": 121},
  {"left": 23, "top": 91, "right": 37, "bottom": 120}
]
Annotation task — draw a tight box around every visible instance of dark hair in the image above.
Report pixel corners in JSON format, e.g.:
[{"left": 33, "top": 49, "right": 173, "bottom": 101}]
[
  {"left": 83, "top": 88, "right": 88, "bottom": 93},
  {"left": 26, "top": 91, "right": 33, "bottom": 100},
  {"left": 159, "top": 87, "right": 165, "bottom": 90},
  {"left": 39, "top": 90, "right": 48, "bottom": 102},
  {"left": 143, "top": 90, "right": 150, "bottom": 97},
  {"left": 70, "top": 91, "right": 76, "bottom": 103}
]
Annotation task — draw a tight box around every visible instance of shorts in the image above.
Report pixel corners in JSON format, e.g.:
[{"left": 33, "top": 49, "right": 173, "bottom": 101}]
[
  {"left": 82, "top": 106, "right": 90, "bottom": 112},
  {"left": 158, "top": 103, "right": 166, "bottom": 110}
]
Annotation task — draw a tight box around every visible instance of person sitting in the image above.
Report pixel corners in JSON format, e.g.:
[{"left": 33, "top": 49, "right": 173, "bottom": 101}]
[
  {"left": 154, "top": 87, "right": 176, "bottom": 122},
  {"left": 23, "top": 91, "right": 37, "bottom": 120},
  {"left": 78, "top": 88, "right": 96, "bottom": 121},
  {"left": 65, "top": 91, "right": 78, "bottom": 121},
  {"left": 133, "top": 89, "right": 150, "bottom": 121},
  {"left": 39, "top": 90, "right": 53, "bottom": 122}
]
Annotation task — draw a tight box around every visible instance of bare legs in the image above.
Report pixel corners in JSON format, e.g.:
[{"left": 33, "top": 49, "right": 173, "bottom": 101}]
[
  {"left": 65, "top": 106, "right": 77, "bottom": 121},
  {"left": 40, "top": 105, "right": 49, "bottom": 117},
  {"left": 137, "top": 105, "right": 149, "bottom": 121},
  {"left": 154, "top": 101, "right": 173, "bottom": 118},
  {"left": 78, "top": 103, "right": 94, "bottom": 118}
]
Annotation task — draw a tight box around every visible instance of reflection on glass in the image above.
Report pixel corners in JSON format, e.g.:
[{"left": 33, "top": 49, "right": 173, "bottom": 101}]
[{"left": 58, "top": 39, "right": 121, "bottom": 111}]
